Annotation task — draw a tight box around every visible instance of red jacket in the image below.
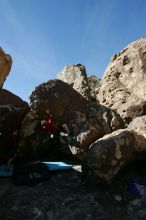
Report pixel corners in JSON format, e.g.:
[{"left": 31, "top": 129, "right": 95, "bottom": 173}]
[{"left": 43, "top": 115, "right": 56, "bottom": 134}]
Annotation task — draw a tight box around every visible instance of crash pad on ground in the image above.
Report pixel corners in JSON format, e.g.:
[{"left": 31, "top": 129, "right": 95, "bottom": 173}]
[
  {"left": 0, "top": 165, "right": 13, "bottom": 177},
  {"left": 43, "top": 162, "right": 72, "bottom": 170}
]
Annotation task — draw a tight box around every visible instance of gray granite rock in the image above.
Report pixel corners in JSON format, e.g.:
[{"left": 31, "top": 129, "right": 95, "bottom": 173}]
[
  {"left": 0, "top": 47, "right": 12, "bottom": 88},
  {"left": 98, "top": 37, "right": 146, "bottom": 124}
]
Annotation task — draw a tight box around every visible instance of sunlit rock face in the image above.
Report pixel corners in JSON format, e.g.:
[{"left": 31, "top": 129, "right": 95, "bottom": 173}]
[
  {"left": 82, "top": 115, "right": 146, "bottom": 184},
  {"left": 128, "top": 115, "right": 146, "bottom": 150},
  {"left": 98, "top": 37, "right": 146, "bottom": 124},
  {"left": 0, "top": 89, "right": 30, "bottom": 163},
  {"left": 82, "top": 129, "right": 136, "bottom": 184},
  {"left": 57, "top": 64, "right": 101, "bottom": 102},
  {"left": 0, "top": 47, "right": 12, "bottom": 88},
  {"left": 57, "top": 64, "right": 91, "bottom": 101},
  {"left": 17, "top": 79, "right": 124, "bottom": 161}
]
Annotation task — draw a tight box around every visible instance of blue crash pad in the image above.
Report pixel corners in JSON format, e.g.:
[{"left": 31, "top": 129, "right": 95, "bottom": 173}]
[
  {"left": 42, "top": 162, "right": 72, "bottom": 171},
  {"left": 0, "top": 165, "right": 13, "bottom": 177}
]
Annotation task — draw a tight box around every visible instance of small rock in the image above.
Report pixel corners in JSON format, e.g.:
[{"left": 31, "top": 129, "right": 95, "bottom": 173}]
[
  {"left": 127, "top": 205, "right": 133, "bottom": 214},
  {"left": 130, "top": 199, "right": 141, "bottom": 206},
  {"left": 137, "top": 210, "right": 146, "bottom": 218},
  {"left": 114, "top": 194, "right": 122, "bottom": 202}
]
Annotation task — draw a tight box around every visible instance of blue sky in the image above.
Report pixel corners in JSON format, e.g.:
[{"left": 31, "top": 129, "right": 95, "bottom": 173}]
[{"left": 0, "top": 0, "right": 146, "bottom": 102}]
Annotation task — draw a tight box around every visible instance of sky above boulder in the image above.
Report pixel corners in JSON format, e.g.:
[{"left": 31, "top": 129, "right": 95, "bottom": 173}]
[{"left": 0, "top": 0, "right": 146, "bottom": 101}]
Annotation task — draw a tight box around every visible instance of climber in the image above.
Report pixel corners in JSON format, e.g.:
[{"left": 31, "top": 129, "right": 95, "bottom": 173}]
[{"left": 41, "top": 110, "right": 56, "bottom": 138}]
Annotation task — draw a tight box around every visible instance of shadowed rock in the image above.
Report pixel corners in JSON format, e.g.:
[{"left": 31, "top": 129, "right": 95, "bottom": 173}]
[
  {"left": 0, "top": 89, "right": 28, "bottom": 106},
  {"left": 0, "top": 89, "right": 30, "bottom": 163},
  {"left": 83, "top": 116, "right": 146, "bottom": 184},
  {"left": 18, "top": 79, "right": 124, "bottom": 161}
]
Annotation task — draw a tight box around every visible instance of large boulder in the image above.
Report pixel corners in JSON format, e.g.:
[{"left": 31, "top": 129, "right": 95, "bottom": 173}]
[
  {"left": 57, "top": 64, "right": 91, "bottom": 100},
  {"left": 0, "top": 89, "right": 28, "bottom": 106},
  {"left": 0, "top": 89, "right": 30, "bottom": 163},
  {"left": 19, "top": 79, "right": 88, "bottom": 160},
  {"left": 0, "top": 89, "right": 30, "bottom": 132},
  {"left": 0, "top": 48, "right": 12, "bottom": 88},
  {"left": 29, "top": 79, "right": 88, "bottom": 122},
  {"left": 83, "top": 115, "right": 146, "bottom": 184},
  {"left": 98, "top": 37, "right": 146, "bottom": 124},
  {"left": 18, "top": 79, "right": 124, "bottom": 161},
  {"left": 82, "top": 129, "right": 136, "bottom": 184}
]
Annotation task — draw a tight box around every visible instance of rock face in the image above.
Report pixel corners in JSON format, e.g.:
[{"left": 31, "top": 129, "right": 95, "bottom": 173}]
[
  {"left": 18, "top": 79, "right": 124, "bottom": 161},
  {"left": 83, "top": 115, "right": 146, "bottom": 184},
  {"left": 128, "top": 116, "right": 146, "bottom": 150},
  {"left": 82, "top": 130, "right": 136, "bottom": 184},
  {"left": 0, "top": 89, "right": 30, "bottom": 132},
  {"left": 19, "top": 79, "right": 88, "bottom": 160},
  {"left": 30, "top": 79, "right": 88, "bottom": 121},
  {"left": 18, "top": 111, "right": 60, "bottom": 161},
  {"left": 57, "top": 65, "right": 101, "bottom": 102},
  {"left": 0, "top": 48, "right": 12, "bottom": 88},
  {"left": 57, "top": 64, "right": 91, "bottom": 100},
  {"left": 0, "top": 89, "right": 30, "bottom": 163},
  {"left": 87, "top": 75, "right": 101, "bottom": 102},
  {"left": 98, "top": 37, "right": 146, "bottom": 124},
  {"left": 0, "top": 89, "right": 28, "bottom": 106}
]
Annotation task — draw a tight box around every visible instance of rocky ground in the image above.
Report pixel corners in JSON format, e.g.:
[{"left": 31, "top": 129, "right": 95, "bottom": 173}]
[{"left": 0, "top": 160, "right": 146, "bottom": 220}]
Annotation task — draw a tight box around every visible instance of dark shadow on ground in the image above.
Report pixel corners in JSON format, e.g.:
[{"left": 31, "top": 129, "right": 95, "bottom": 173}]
[{"left": 0, "top": 156, "right": 146, "bottom": 220}]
